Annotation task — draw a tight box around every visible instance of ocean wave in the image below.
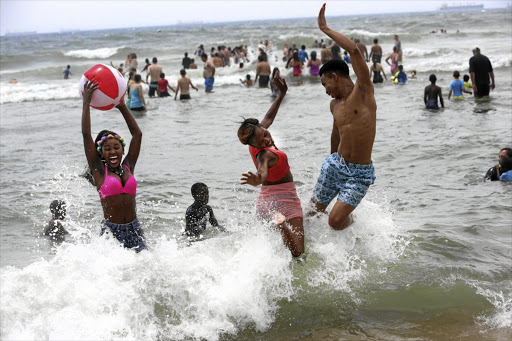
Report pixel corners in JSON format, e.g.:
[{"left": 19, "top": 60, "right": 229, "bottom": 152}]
[
  {"left": 346, "top": 29, "right": 395, "bottom": 38},
  {"left": 0, "top": 82, "right": 80, "bottom": 104},
  {"left": 63, "top": 47, "right": 124, "bottom": 59}
]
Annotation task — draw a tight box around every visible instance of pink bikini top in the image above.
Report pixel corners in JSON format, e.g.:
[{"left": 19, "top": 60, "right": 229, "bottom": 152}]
[{"left": 98, "top": 164, "right": 137, "bottom": 199}]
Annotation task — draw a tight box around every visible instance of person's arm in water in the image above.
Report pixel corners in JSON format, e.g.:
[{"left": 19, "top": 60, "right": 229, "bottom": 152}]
[
  {"left": 255, "top": 63, "right": 260, "bottom": 83},
  {"left": 167, "top": 83, "right": 176, "bottom": 93},
  {"left": 206, "top": 205, "right": 226, "bottom": 232},
  {"left": 437, "top": 86, "right": 444, "bottom": 108},
  {"left": 138, "top": 84, "right": 146, "bottom": 108},
  {"left": 490, "top": 71, "right": 495, "bottom": 90},
  {"left": 189, "top": 79, "right": 198, "bottom": 91},
  {"left": 385, "top": 54, "right": 392, "bottom": 66},
  {"left": 448, "top": 89, "right": 452, "bottom": 100},
  {"left": 380, "top": 65, "right": 387, "bottom": 81},
  {"left": 424, "top": 86, "right": 428, "bottom": 105},
  {"left": 318, "top": 4, "right": 371, "bottom": 89},
  {"left": 259, "top": 77, "right": 288, "bottom": 128},
  {"left": 118, "top": 98, "right": 142, "bottom": 171},
  {"left": 81, "top": 80, "right": 103, "bottom": 187},
  {"left": 462, "top": 87, "right": 472, "bottom": 95},
  {"left": 174, "top": 81, "right": 180, "bottom": 100}
]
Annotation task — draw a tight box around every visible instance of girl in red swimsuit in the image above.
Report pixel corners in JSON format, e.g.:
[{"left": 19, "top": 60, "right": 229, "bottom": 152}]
[
  {"left": 237, "top": 77, "right": 304, "bottom": 257},
  {"left": 81, "top": 80, "right": 146, "bottom": 252}
]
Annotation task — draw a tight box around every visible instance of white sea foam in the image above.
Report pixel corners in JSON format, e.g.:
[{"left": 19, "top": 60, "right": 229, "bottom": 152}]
[{"left": 63, "top": 47, "right": 124, "bottom": 59}]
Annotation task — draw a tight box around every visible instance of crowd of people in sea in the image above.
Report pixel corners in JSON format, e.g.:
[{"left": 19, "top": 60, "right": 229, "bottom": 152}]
[{"left": 41, "top": 4, "right": 508, "bottom": 258}]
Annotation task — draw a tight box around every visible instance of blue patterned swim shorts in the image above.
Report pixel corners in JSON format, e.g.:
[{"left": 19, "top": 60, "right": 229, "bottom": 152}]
[{"left": 312, "top": 153, "right": 376, "bottom": 208}]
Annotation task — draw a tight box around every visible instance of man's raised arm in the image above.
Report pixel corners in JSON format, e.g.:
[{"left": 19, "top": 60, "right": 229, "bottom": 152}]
[{"left": 317, "top": 3, "right": 370, "bottom": 86}]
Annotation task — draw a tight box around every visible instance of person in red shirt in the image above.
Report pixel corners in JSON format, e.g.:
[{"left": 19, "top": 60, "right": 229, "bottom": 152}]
[
  {"left": 237, "top": 77, "right": 304, "bottom": 257},
  {"left": 157, "top": 72, "right": 176, "bottom": 97}
]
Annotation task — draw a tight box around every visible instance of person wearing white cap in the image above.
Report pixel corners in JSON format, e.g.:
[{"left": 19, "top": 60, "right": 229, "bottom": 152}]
[{"left": 469, "top": 46, "right": 495, "bottom": 98}]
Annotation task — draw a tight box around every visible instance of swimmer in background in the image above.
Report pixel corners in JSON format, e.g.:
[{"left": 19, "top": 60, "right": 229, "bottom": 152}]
[
  {"left": 307, "top": 51, "right": 322, "bottom": 76},
  {"left": 448, "top": 70, "right": 472, "bottom": 100},
  {"left": 146, "top": 57, "right": 162, "bottom": 97},
  {"left": 498, "top": 157, "right": 512, "bottom": 182},
  {"left": 343, "top": 50, "right": 351, "bottom": 64},
  {"left": 369, "top": 38, "right": 382, "bottom": 64},
  {"left": 43, "top": 200, "right": 69, "bottom": 241},
  {"left": 241, "top": 74, "right": 254, "bottom": 87},
  {"left": 129, "top": 74, "right": 146, "bottom": 111},
  {"left": 369, "top": 57, "right": 387, "bottom": 84},
  {"left": 485, "top": 147, "right": 512, "bottom": 181},
  {"left": 201, "top": 53, "right": 215, "bottom": 93},
  {"left": 424, "top": 74, "right": 444, "bottom": 110},
  {"left": 110, "top": 61, "right": 125, "bottom": 76},
  {"left": 463, "top": 74, "right": 472, "bottom": 90},
  {"left": 270, "top": 68, "right": 282, "bottom": 97},
  {"left": 392, "top": 65, "right": 407, "bottom": 84},
  {"left": 239, "top": 62, "right": 244, "bottom": 69},
  {"left": 189, "top": 59, "right": 197, "bottom": 69},
  {"left": 157, "top": 72, "right": 176, "bottom": 98},
  {"left": 63, "top": 65, "right": 72, "bottom": 79},
  {"left": 185, "top": 183, "right": 225, "bottom": 238},
  {"left": 410, "top": 70, "right": 417, "bottom": 79},
  {"left": 255, "top": 55, "right": 271, "bottom": 87},
  {"left": 385, "top": 47, "right": 399, "bottom": 76},
  {"left": 175, "top": 69, "right": 198, "bottom": 100}
]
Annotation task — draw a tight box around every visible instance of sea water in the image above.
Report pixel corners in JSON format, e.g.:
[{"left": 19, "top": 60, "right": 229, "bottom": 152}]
[{"left": 1, "top": 9, "right": 511, "bottom": 340}]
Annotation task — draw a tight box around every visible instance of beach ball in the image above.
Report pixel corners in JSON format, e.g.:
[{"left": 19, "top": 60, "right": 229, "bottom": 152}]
[{"left": 78, "top": 64, "right": 126, "bottom": 111}]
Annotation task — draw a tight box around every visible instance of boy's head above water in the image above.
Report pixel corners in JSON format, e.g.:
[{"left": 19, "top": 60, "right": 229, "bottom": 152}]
[{"left": 191, "top": 182, "right": 209, "bottom": 205}]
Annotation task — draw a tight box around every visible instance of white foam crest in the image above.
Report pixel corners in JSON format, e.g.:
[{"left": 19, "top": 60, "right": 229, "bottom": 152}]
[
  {"left": 0, "top": 81, "right": 80, "bottom": 104},
  {"left": 475, "top": 285, "right": 512, "bottom": 330},
  {"left": 402, "top": 47, "right": 440, "bottom": 57},
  {"left": 63, "top": 47, "right": 124, "bottom": 59},
  {"left": 0, "top": 216, "right": 296, "bottom": 340},
  {"left": 347, "top": 29, "right": 395, "bottom": 38},
  {"left": 277, "top": 32, "right": 319, "bottom": 41},
  {"left": 304, "top": 199, "right": 409, "bottom": 293}
]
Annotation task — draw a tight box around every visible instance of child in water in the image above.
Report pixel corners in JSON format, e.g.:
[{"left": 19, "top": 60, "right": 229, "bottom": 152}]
[
  {"left": 63, "top": 65, "right": 72, "bottom": 79},
  {"left": 241, "top": 74, "right": 254, "bottom": 87},
  {"left": 185, "top": 183, "right": 224, "bottom": 238},
  {"left": 463, "top": 74, "right": 472, "bottom": 90},
  {"left": 157, "top": 73, "right": 176, "bottom": 97},
  {"left": 448, "top": 70, "right": 472, "bottom": 100},
  {"left": 392, "top": 65, "right": 407, "bottom": 84},
  {"left": 43, "top": 200, "right": 69, "bottom": 240}
]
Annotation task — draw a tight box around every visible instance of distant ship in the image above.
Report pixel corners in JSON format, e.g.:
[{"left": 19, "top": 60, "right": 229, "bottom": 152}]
[{"left": 439, "top": 3, "right": 484, "bottom": 11}]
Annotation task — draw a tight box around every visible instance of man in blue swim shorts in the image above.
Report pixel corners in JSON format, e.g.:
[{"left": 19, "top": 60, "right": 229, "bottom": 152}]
[
  {"left": 310, "top": 4, "right": 377, "bottom": 230},
  {"left": 201, "top": 53, "right": 216, "bottom": 93}
]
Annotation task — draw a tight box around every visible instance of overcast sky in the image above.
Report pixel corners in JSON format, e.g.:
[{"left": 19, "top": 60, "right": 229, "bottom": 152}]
[{"left": 1, "top": 0, "right": 508, "bottom": 35}]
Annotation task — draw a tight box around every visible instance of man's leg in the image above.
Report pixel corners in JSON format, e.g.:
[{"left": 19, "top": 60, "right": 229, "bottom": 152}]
[{"left": 329, "top": 200, "right": 354, "bottom": 230}]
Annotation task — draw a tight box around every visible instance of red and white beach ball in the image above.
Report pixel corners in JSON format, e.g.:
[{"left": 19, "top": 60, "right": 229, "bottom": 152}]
[{"left": 78, "top": 64, "right": 126, "bottom": 111}]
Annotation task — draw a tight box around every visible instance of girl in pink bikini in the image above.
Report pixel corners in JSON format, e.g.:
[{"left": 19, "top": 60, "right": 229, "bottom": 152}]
[
  {"left": 287, "top": 51, "right": 304, "bottom": 77},
  {"left": 237, "top": 77, "right": 304, "bottom": 257},
  {"left": 81, "top": 80, "right": 146, "bottom": 252}
]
